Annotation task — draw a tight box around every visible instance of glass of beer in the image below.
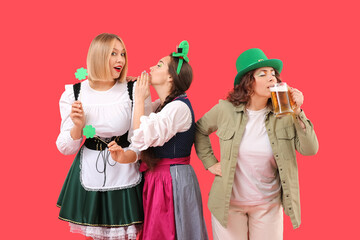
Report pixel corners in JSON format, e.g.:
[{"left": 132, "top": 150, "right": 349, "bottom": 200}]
[{"left": 270, "top": 83, "right": 295, "bottom": 117}]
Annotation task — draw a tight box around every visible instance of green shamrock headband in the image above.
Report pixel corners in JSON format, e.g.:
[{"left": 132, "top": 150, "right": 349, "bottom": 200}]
[{"left": 172, "top": 40, "right": 189, "bottom": 74}]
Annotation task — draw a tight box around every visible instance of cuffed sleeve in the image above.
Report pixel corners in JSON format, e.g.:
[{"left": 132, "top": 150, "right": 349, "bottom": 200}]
[
  {"left": 56, "top": 130, "right": 83, "bottom": 155},
  {"left": 122, "top": 146, "right": 140, "bottom": 163},
  {"left": 294, "top": 110, "right": 319, "bottom": 156}
]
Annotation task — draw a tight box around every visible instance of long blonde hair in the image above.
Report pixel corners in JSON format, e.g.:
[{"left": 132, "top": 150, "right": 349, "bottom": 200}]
[{"left": 87, "top": 33, "right": 128, "bottom": 82}]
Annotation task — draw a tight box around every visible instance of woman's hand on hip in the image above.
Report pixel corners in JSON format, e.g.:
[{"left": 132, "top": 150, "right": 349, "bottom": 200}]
[{"left": 208, "top": 162, "right": 222, "bottom": 176}]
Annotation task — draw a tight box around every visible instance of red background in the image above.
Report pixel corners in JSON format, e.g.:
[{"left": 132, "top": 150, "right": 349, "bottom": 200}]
[{"left": 1, "top": 0, "right": 359, "bottom": 239}]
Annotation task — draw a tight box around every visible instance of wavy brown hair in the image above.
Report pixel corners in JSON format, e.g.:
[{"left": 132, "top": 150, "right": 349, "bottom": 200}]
[
  {"left": 140, "top": 54, "right": 193, "bottom": 170},
  {"left": 227, "top": 69, "right": 281, "bottom": 107}
]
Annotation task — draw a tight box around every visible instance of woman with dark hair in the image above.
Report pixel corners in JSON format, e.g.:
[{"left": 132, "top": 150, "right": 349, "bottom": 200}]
[
  {"left": 194, "top": 48, "right": 319, "bottom": 240},
  {"left": 109, "top": 41, "right": 208, "bottom": 240}
]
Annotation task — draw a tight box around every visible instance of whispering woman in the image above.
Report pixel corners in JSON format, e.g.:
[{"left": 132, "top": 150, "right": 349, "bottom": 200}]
[{"left": 109, "top": 41, "right": 209, "bottom": 240}]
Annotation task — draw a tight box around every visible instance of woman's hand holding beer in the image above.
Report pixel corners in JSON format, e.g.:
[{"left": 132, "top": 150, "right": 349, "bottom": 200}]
[
  {"left": 289, "top": 87, "right": 304, "bottom": 115},
  {"left": 288, "top": 86, "right": 307, "bottom": 130}
]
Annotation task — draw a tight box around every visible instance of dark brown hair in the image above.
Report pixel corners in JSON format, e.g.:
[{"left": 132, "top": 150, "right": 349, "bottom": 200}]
[
  {"left": 140, "top": 55, "right": 193, "bottom": 170},
  {"left": 227, "top": 69, "right": 281, "bottom": 106}
]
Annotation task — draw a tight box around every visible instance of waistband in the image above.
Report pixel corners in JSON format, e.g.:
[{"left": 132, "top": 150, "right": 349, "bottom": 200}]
[
  {"left": 84, "top": 132, "right": 130, "bottom": 151},
  {"left": 139, "top": 156, "right": 190, "bottom": 172}
]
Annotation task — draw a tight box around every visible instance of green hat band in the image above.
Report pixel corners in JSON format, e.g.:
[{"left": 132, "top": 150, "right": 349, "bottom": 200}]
[{"left": 172, "top": 40, "right": 189, "bottom": 74}]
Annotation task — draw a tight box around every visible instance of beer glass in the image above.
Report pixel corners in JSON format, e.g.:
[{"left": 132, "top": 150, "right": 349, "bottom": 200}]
[{"left": 270, "top": 83, "right": 295, "bottom": 117}]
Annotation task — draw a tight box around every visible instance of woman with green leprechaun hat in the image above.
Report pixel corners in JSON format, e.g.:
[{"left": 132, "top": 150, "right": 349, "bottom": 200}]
[
  {"left": 108, "top": 40, "right": 209, "bottom": 240},
  {"left": 194, "top": 48, "right": 319, "bottom": 239},
  {"left": 56, "top": 33, "right": 153, "bottom": 240}
]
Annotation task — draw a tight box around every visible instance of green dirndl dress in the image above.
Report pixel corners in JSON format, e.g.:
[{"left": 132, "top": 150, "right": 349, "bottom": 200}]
[{"left": 57, "top": 146, "right": 144, "bottom": 228}]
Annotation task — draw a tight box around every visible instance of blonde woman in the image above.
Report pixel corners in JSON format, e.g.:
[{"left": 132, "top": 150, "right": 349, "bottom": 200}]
[{"left": 56, "top": 33, "right": 151, "bottom": 240}]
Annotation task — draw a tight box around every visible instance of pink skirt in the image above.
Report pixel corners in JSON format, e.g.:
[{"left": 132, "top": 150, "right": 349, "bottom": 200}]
[{"left": 140, "top": 157, "right": 189, "bottom": 240}]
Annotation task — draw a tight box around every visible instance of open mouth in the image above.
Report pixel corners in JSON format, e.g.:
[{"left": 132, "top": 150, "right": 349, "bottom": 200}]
[{"left": 114, "top": 66, "right": 122, "bottom": 72}]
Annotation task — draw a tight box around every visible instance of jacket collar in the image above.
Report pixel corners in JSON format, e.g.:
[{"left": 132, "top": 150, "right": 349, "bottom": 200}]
[
  {"left": 234, "top": 104, "right": 246, "bottom": 113},
  {"left": 234, "top": 103, "right": 274, "bottom": 115}
]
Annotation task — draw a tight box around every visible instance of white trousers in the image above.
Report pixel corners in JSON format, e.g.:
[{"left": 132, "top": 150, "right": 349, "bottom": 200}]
[{"left": 212, "top": 197, "right": 283, "bottom": 240}]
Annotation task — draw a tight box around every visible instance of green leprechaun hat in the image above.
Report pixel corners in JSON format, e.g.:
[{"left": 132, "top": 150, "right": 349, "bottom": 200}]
[
  {"left": 234, "top": 48, "right": 283, "bottom": 86},
  {"left": 172, "top": 40, "right": 189, "bottom": 74}
]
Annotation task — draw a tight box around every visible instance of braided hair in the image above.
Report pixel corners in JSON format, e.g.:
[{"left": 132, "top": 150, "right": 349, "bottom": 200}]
[{"left": 140, "top": 54, "right": 193, "bottom": 170}]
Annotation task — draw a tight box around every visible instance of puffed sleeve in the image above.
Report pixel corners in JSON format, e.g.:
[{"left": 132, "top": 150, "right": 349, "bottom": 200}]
[
  {"left": 126, "top": 81, "right": 153, "bottom": 161},
  {"left": 127, "top": 81, "right": 153, "bottom": 141},
  {"left": 56, "top": 85, "right": 83, "bottom": 155},
  {"left": 131, "top": 100, "right": 192, "bottom": 151}
]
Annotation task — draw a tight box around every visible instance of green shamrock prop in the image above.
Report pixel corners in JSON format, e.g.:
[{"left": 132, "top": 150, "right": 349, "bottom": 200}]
[
  {"left": 75, "top": 67, "right": 88, "bottom": 80},
  {"left": 172, "top": 40, "right": 189, "bottom": 74},
  {"left": 83, "top": 125, "right": 96, "bottom": 138},
  {"left": 82, "top": 125, "right": 110, "bottom": 145}
]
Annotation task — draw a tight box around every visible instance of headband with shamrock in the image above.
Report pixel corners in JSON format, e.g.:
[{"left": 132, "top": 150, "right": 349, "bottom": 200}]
[{"left": 172, "top": 40, "right": 189, "bottom": 74}]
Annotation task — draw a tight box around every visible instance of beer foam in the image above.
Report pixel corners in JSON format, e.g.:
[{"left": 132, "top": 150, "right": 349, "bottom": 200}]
[{"left": 270, "top": 84, "right": 287, "bottom": 92}]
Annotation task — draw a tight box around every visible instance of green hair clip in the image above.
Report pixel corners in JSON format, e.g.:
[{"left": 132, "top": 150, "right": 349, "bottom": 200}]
[{"left": 172, "top": 40, "right": 189, "bottom": 74}]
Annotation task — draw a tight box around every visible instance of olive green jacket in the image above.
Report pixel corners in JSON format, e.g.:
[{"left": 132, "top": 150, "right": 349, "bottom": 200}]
[{"left": 194, "top": 100, "right": 318, "bottom": 229}]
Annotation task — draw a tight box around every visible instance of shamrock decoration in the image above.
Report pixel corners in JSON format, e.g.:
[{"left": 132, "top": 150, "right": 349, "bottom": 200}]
[
  {"left": 75, "top": 67, "right": 88, "bottom": 80},
  {"left": 172, "top": 40, "right": 189, "bottom": 74},
  {"left": 83, "top": 125, "right": 96, "bottom": 138}
]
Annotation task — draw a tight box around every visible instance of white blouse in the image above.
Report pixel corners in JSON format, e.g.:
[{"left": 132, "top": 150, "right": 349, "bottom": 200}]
[
  {"left": 131, "top": 98, "right": 192, "bottom": 151},
  {"left": 56, "top": 80, "right": 152, "bottom": 191}
]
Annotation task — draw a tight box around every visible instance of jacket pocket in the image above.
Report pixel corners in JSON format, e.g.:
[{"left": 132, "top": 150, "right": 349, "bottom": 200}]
[
  {"left": 216, "top": 128, "right": 235, "bottom": 161},
  {"left": 276, "top": 126, "right": 295, "bottom": 140},
  {"left": 276, "top": 126, "right": 296, "bottom": 160}
]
